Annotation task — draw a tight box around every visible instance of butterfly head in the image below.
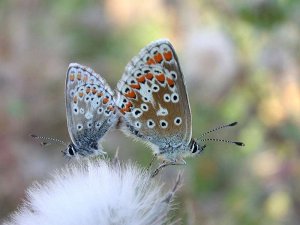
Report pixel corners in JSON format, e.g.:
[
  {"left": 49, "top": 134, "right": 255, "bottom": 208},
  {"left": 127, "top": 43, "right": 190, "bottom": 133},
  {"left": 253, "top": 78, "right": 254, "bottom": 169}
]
[
  {"left": 62, "top": 141, "right": 106, "bottom": 158},
  {"left": 188, "top": 138, "right": 206, "bottom": 156},
  {"left": 62, "top": 143, "right": 78, "bottom": 158}
]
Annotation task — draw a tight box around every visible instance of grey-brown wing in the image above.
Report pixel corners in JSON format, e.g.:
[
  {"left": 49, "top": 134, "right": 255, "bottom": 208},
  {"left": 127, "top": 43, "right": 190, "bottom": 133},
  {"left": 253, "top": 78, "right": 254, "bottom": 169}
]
[
  {"left": 66, "top": 63, "right": 117, "bottom": 148},
  {"left": 116, "top": 40, "right": 192, "bottom": 148}
]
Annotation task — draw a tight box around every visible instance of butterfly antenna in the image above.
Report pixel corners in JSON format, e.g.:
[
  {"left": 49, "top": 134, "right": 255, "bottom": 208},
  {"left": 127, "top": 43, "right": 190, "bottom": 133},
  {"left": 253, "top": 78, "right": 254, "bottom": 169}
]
[
  {"left": 199, "top": 122, "right": 238, "bottom": 137},
  {"left": 30, "top": 134, "right": 67, "bottom": 147},
  {"left": 199, "top": 138, "right": 245, "bottom": 147}
]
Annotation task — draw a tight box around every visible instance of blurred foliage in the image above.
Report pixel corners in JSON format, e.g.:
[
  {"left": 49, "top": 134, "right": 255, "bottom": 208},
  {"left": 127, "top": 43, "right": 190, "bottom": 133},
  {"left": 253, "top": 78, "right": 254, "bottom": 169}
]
[{"left": 1, "top": 0, "right": 300, "bottom": 224}]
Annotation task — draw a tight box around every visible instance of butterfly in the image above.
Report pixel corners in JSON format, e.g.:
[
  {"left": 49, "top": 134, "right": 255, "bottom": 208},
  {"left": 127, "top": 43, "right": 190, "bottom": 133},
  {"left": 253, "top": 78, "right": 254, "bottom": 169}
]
[
  {"left": 115, "top": 39, "right": 244, "bottom": 176},
  {"left": 32, "top": 63, "right": 118, "bottom": 158}
]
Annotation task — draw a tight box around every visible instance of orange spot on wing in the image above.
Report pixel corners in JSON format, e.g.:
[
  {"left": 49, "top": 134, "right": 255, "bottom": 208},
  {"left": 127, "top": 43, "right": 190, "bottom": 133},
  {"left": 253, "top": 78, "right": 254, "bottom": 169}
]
[
  {"left": 92, "top": 87, "right": 97, "bottom": 94},
  {"left": 147, "top": 58, "right": 156, "bottom": 65},
  {"left": 107, "top": 105, "right": 114, "bottom": 111},
  {"left": 136, "top": 75, "right": 146, "bottom": 83},
  {"left": 97, "top": 92, "right": 103, "bottom": 97},
  {"left": 124, "top": 102, "right": 133, "bottom": 112},
  {"left": 123, "top": 102, "right": 132, "bottom": 112},
  {"left": 154, "top": 53, "right": 163, "bottom": 63},
  {"left": 156, "top": 74, "right": 165, "bottom": 83},
  {"left": 79, "top": 92, "right": 84, "bottom": 97},
  {"left": 83, "top": 75, "right": 88, "bottom": 83},
  {"left": 163, "top": 51, "right": 173, "bottom": 61},
  {"left": 86, "top": 87, "right": 90, "bottom": 94},
  {"left": 70, "top": 74, "right": 75, "bottom": 81},
  {"left": 130, "top": 83, "right": 141, "bottom": 89},
  {"left": 77, "top": 72, "right": 82, "bottom": 80},
  {"left": 166, "top": 77, "right": 175, "bottom": 87},
  {"left": 73, "top": 96, "right": 78, "bottom": 104},
  {"left": 145, "top": 73, "right": 153, "bottom": 80},
  {"left": 102, "top": 97, "right": 109, "bottom": 104},
  {"left": 127, "top": 102, "right": 133, "bottom": 107},
  {"left": 119, "top": 108, "right": 126, "bottom": 115},
  {"left": 125, "top": 90, "right": 136, "bottom": 99}
]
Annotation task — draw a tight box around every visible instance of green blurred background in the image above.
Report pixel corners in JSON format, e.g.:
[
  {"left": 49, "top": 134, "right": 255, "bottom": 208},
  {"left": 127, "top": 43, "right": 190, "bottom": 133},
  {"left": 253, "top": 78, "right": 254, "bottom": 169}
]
[{"left": 1, "top": 0, "right": 300, "bottom": 224}]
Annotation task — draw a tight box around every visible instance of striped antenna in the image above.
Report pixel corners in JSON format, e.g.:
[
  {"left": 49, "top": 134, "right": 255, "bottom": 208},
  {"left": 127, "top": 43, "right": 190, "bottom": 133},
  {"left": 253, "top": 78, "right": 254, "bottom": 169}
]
[
  {"left": 199, "top": 138, "right": 245, "bottom": 146},
  {"left": 30, "top": 134, "right": 67, "bottom": 147},
  {"left": 197, "top": 122, "right": 245, "bottom": 147},
  {"left": 199, "top": 122, "right": 238, "bottom": 138}
]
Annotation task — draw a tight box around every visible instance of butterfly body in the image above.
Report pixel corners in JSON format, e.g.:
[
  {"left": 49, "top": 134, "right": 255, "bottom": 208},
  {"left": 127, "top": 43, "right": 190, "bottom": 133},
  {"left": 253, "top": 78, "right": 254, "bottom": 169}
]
[{"left": 64, "top": 63, "right": 118, "bottom": 157}]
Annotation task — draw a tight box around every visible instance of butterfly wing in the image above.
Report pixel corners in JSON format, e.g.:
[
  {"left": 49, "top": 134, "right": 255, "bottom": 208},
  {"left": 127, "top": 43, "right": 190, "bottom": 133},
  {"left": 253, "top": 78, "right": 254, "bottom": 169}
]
[
  {"left": 66, "top": 63, "right": 117, "bottom": 151},
  {"left": 116, "top": 39, "right": 192, "bottom": 151}
]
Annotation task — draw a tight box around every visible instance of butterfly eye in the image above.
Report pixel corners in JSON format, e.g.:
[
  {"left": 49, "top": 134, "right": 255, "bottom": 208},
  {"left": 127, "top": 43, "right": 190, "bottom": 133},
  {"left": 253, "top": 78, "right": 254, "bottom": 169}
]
[
  {"left": 68, "top": 146, "right": 75, "bottom": 156},
  {"left": 191, "top": 142, "right": 198, "bottom": 153}
]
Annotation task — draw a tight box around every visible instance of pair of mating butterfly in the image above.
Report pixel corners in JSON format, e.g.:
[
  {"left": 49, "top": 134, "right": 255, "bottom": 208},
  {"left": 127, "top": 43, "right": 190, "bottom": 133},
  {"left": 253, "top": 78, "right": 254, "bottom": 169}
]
[{"left": 33, "top": 39, "right": 244, "bottom": 176}]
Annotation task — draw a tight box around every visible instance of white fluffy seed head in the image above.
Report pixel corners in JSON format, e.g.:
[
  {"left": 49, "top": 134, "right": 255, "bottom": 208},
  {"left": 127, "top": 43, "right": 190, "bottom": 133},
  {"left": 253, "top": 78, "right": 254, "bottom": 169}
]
[{"left": 5, "top": 159, "right": 179, "bottom": 225}]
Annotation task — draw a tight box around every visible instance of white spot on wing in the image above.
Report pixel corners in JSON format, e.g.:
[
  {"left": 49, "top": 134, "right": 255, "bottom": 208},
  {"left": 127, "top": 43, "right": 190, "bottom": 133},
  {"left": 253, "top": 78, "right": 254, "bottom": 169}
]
[
  {"left": 85, "top": 111, "right": 93, "bottom": 120},
  {"left": 132, "top": 108, "right": 143, "bottom": 118},
  {"left": 159, "top": 119, "right": 168, "bottom": 128},
  {"left": 156, "top": 104, "right": 168, "bottom": 116},
  {"left": 147, "top": 119, "right": 155, "bottom": 128},
  {"left": 138, "top": 83, "right": 153, "bottom": 102},
  {"left": 77, "top": 123, "right": 83, "bottom": 131},
  {"left": 141, "top": 103, "right": 149, "bottom": 111},
  {"left": 174, "top": 117, "right": 182, "bottom": 126},
  {"left": 135, "top": 121, "right": 142, "bottom": 129},
  {"left": 163, "top": 94, "right": 170, "bottom": 102}
]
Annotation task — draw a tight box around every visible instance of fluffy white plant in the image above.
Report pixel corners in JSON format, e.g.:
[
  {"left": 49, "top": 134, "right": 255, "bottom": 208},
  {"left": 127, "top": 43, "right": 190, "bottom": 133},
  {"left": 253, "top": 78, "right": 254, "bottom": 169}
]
[{"left": 5, "top": 156, "right": 181, "bottom": 225}]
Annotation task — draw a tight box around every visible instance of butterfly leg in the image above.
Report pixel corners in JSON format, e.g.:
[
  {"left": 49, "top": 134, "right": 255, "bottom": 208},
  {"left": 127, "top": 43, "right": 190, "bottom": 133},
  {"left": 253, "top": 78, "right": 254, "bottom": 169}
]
[
  {"left": 151, "top": 159, "right": 186, "bottom": 178},
  {"left": 147, "top": 154, "right": 157, "bottom": 170}
]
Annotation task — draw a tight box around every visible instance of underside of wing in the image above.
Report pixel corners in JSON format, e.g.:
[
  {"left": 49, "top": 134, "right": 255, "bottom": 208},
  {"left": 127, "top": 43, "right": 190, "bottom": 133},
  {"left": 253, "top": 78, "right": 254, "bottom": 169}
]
[
  {"left": 66, "top": 63, "right": 117, "bottom": 146},
  {"left": 116, "top": 40, "right": 192, "bottom": 148}
]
